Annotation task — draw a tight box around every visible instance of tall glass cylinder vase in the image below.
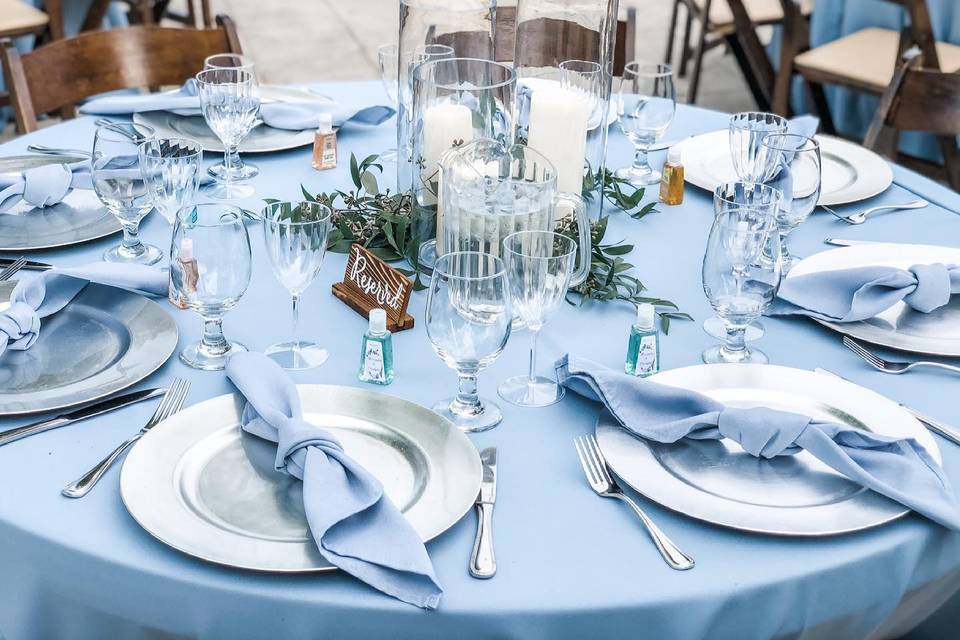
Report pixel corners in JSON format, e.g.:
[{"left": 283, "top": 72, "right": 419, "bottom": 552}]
[
  {"left": 513, "top": 0, "right": 620, "bottom": 219},
  {"left": 398, "top": 0, "right": 496, "bottom": 196}
]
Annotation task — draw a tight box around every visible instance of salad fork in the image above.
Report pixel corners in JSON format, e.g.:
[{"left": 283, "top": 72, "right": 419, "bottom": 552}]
[
  {"left": 843, "top": 336, "right": 960, "bottom": 376},
  {"left": 574, "top": 434, "right": 694, "bottom": 570}
]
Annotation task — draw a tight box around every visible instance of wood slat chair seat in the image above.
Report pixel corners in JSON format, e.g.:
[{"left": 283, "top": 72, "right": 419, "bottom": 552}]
[
  {"left": 794, "top": 26, "right": 960, "bottom": 94},
  {"left": 691, "top": 0, "right": 812, "bottom": 31},
  {"left": 0, "top": 0, "right": 49, "bottom": 39}
]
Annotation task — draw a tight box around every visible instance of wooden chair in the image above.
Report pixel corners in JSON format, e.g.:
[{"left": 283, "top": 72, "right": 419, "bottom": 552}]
[
  {"left": 81, "top": 0, "right": 213, "bottom": 32},
  {"left": 664, "top": 0, "right": 813, "bottom": 105},
  {"left": 864, "top": 48, "right": 960, "bottom": 190},
  {"left": 0, "top": 16, "right": 240, "bottom": 133},
  {"left": 771, "top": 0, "right": 960, "bottom": 132}
]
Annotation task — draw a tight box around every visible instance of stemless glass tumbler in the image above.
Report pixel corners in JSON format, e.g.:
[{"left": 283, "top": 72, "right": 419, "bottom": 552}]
[
  {"left": 728, "top": 112, "right": 787, "bottom": 183},
  {"left": 614, "top": 62, "right": 676, "bottom": 186},
  {"left": 171, "top": 203, "right": 252, "bottom": 370},
  {"left": 138, "top": 137, "right": 202, "bottom": 224},
  {"left": 261, "top": 201, "right": 332, "bottom": 370},
  {"left": 91, "top": 122, "right": 161, "bottom": 265},
  {"left": 498, "top": 231, "right": 576, "bottom": 407},
  {"left": 426, "top": 252, "right": 512, "bottom": 432}
]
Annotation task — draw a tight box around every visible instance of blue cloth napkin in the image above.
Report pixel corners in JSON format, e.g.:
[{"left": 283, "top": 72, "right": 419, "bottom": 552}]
[
  {"left": 0, "top": 163, "right": 92, "bottom": 214},
  {"left": 788, "top": 114, "right": 819, "bottom": 139},
  {"left": 0, "top": 263, "right": 167, "bottom": 356},
  {"left": 768, "top": 263, "right": 960, "bottom": 322},
  {"left": 224, "top": 352, "right": 442, "bottom": 609},
  {"left": 80, "top": 81, "right": 396, "bottom": 131},
  {"left": 556, "top": 354, "right": 960, "bottom": 530}
]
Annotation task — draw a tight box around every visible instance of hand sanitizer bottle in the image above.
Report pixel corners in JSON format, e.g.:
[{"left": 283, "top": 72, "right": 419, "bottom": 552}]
[
  {"left": 358, "top": 308, "right": 394, "bottom": 385},
  {"left": 625, "top": 303, "right": 660, "bottom": 377}
]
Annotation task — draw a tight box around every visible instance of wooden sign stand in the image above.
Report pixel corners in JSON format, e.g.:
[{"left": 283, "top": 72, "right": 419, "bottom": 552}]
[{"left": 332, "top": 244, "right": 415, "bottom": 332}]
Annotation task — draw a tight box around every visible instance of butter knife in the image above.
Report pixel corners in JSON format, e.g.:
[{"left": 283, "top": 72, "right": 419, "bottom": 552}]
[
  {"left": 813, "top": 368, "right": 960, "bottom": 446},
  {"left": 823, "top": 238, "right": 884, "bottom": 247},
  {"left": 0, "top": 387, "right": 166, "bottom": 447},
  {"left": 470, "top": 447, "right": 497, "bottom": 579}
]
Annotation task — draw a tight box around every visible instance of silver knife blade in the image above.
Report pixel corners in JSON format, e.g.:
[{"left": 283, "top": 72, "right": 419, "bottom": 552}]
[
  {"left": 478, "top": 447, "right": 497, "bottom": 504},
  {"left": 823, "top": 238, "right": 884, "bottom": 247},
  {"left": 0, "top": 387, "right": 166, "bottom": 447}
]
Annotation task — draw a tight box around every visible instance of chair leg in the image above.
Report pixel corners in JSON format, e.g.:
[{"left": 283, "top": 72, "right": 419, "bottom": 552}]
[
  {"left": 725, "top": 34, "right": 770, "bottom": 111},
  {"left": 940, "top": 136, "right": 960, "bottom": 192},
  {"left": 805, "top": 80, "right": 836, "bottom": 134},
  {"left": 678, "top": 8, "right": 694, "bottom": 77},
  {"left": 665, "top": 0, "right": 681, "bottom": 66},
  {"left": 686, "top": 15, "right": 710, "bottom": 103}
]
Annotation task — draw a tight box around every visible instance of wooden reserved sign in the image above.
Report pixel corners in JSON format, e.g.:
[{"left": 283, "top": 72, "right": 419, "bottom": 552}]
[{"left": 331, "top": 244, "right": 415, "bottom": 332}]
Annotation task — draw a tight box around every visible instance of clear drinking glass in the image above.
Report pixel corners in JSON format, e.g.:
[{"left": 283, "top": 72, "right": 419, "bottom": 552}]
[
  {"left": 203, "top": 54, "right": 259, "bottom": 182},
  {"left": 196, "top": 68, "right": 261, "bottom": 200},
  {"left": 91, "top": 122, "right": 161, "bottom": 265},
  {"left": 759, "top": 134, "right": 822, "bottom": 273},
  {"left": 138, "top": 137, "right": 202, "bottom": 224},
  {"left": 261, "top": 201, "right": 332, "bottom": 370},
  {"left": 560, "top": 59, "right": 605, "bottom": 131},
  {"left": 498, "top": 231, "right": 576, "bottom": 407},
  {"left": 702, "top": 205, "right": 782, "bottom": 364},
  {"left": 614, "top": 62, "right": 676, "bottom": 186},
  {"left": 729, "top": 112, "right": 787, "bottom": 183},
  {"left": 377, "top": 43, "right": 400, "bottom": 162},
  {"left": 426, "top": 251, "right": 512, "bottom": 432},
  {"left": 171, "top": 203, "right": 252, "bottom": 370}
]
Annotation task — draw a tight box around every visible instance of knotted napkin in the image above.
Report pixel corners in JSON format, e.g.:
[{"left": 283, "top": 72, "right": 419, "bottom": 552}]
[
  {"left": 225, "top": 352, "right": 442, "bottom": 609},
  {"left": 0, "top": 163, "right": 92, "bottom": 214},
  {"left": 556, "top": 354, "right": 960, "bottom": 530},
  {"left": 768, "top": 263, "right": 960, "bottom": 322},
  {"left": 80, "top": 81, "right": 395, "bottom": 131},
  {"left": 0, "top": 263, "right": 167, "bottom": 357}
]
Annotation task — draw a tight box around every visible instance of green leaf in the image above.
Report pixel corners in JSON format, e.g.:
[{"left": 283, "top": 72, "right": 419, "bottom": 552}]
[
  {"left": 360, "top": 170, "right": 379, "bottom": 195},
  {"left": 350, "top": 154, "right": 361, "bottom": 189},
  {"left": 301, "top": 185, "right": 315, "bottom": 203}
]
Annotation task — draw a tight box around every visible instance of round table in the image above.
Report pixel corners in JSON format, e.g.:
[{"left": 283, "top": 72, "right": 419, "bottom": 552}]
[{"left": 1, "top": 81, "right": 960, "bottom": 640}]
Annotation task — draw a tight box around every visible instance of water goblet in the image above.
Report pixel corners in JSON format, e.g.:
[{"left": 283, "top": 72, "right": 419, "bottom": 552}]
[
  {"left": 203, "top": 54, "right": 260, "bottom": 182},
  {"left": 728, "top": 112, "right": 787, "bottom": 183},
  {"left": 196, "top": 67, "right": 261, "bottom": 200},
  {"left": 91, "top": 122, "right": 161, "bottom": 265},
  {"left": 614, "top": 62, "right": 676, "bottom": 186},
  {"left": 138, "top": 137, "right": 202, "bottom": 225},
  {"left": 261, "top": 201, "right": 332, "bottom": 370},
  {"left": 498, "top": 231, "right": 576, "bottom": 407},
  {"left": 426, "top": 251, "right": 512, "bottom": 432},
  {"left": 702, "top": 205, "right": 782, "bottom": 364},
  {"left": 171, "top": 203, "right": 252, "bottom": 370},
  {"left": 758, "top": 134, "right": 822, "bottom": 273}
]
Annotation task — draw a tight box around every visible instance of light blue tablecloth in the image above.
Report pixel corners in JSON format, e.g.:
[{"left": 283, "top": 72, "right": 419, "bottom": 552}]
[{"left": 0, "top": 81, "right": 959, "bottom": 640}]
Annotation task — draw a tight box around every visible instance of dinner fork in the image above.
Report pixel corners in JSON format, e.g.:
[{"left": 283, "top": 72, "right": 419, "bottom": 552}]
[
  {"left": 843, "top": 336, "right": 960, "bottom": 376},
  {"left": 62, "top": 378, "right": 191, "bottom": 498},
  {"left": 574, "top": 434, "right": 695, "bottom": 571},
  {"left": 0, "top": 257, "right": 27, "bottom": 281},
  {"left": 821, "top": 200, "right": 927, "bottom": 225}
]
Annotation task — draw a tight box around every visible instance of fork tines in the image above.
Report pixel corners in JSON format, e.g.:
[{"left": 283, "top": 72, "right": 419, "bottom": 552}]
[
  {"left": 842, "top": 336, "right": 886, "bottom": 370},
  {"left": 147, "top": 378, "right": 190, "bottom": 429},
  {"left": 0, "top": 257, "right": 27, "bottom": 282},
  {"left": 575, "top": 434, "right": 615, "bottom": 492}
]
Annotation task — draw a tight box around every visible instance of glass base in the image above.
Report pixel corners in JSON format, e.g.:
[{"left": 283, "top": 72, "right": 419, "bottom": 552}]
[
  {"left": 202, "top": 181, "right": 255, "bottom": 200},
  {"left": 432, "top": 396, "right": 503, "bottom": 433},
  {"left": 702, "top": 344, "right": 769, "bottom": 365},
  {"left": 180, "top": 339, "right": 248, "bottom": 371},
  {"left": 615, "top": 164, "right": 661, "bottom": 186},
  {"left": 208, "top": 161, "right": 259, "bottom": 181},
  {"left": 498, "top": 375, "right": 565, "bottom": 408},
  {"left": 103, "top": 242, "right": 162, "bottom": 265},
  {"left": 264, "top": 341, "right": 329, "bottom": 370},
  {"left": 418, "top": 239, "right": 437, "bottom": 275},
  {"left": 781, "top": 253, "right": 801, "bottom": 274},
  {"left": 703, "top": 316, "right": 764, "bottom": 342}
]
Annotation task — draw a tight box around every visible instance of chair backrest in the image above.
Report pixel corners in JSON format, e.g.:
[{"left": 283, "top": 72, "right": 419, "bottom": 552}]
[{"left": 0, "top": 15, "right": 241, "bottom": 132}]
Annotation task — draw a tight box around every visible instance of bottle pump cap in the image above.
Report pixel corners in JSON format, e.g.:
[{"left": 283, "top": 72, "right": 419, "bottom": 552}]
[
  {"left": 636, "top": 303, "right": 655, "bottom": 331},
  {"left": 317, "top": 113, "right": 333, "bottom": 133},
  {"left": 369, "top": 308, "right": 387, "bottom": 334},
  {"left": 667, "top": 146, "right": 682, "bottom": 165}
]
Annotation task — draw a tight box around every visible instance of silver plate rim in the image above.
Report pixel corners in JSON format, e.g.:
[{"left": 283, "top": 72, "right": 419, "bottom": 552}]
[{"left": 132, "top": 112, "right": 315, "bottom": 155}]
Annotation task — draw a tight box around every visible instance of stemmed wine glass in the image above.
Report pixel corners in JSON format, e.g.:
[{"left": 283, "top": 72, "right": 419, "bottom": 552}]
[
  {"left": 729, "top": 112, "right": 787, "bottom": 183},
  {"left": 759, "top": 133, "right": 822, "bottom": 273},
  {"left": 91, "top": 122, "right": 161, "bottom": 265},
  {"left": 138, "top": 137, "right": 202, "bottom": 224},
  {"left": 498, "top": 231, "right": 576, "bottom": 408},
  {"left": 426, "top": 251, "right": 512, "bottom": 432},
  {"left": 171, "top": 203, "right": 252, "bottom": 370},
  {"left": 196, "top": 67, "right": 260, "bottom": 200},
  {"left": 614, "top": 61, "right": 676, "bottom": 186},
  {"left": 203, "top": 54, "right": 260, "bottom": 182},
  {"left": 702, "top": 204, "right": 782, "bottom": 364},
  {"left": 261, "top": 201, "right": 332, "bottom": 370}
]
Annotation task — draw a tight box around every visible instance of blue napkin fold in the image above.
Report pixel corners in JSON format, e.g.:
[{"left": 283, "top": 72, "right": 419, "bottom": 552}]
[
  {"left": 0, "top": 163, "right": 92, "bottom": 214},
  {"left": 224, "top": 352, "right": 442, "bottom": 609},
  {"left": 768, "top": 263, "right": 960, "bottom": 322},
  {"left": 0, "top": 263, "right": 167, "bottom": 357},
  {"left": 556, "top": 354, "right": 960, "bottom": 530},
  {"left": 80, "top": 81, "right": 396, "bottom": 131},
  {"left": 788, "top": 114, "right": 819, "bottom": 139}
]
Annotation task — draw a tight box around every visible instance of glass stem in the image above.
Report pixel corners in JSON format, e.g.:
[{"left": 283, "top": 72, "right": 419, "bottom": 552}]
[
  {"left": 722, "top": 325, "right": 748, "bottom": 358},
  {"left": 223, "top": 145, "right": 237, "bottom": 187},
  {"left": 200, "top": 317, "right": 229, "bottom": 357},
  {"left": 120, "top": 224, "right": 143, "bottom": 254},
  {"left": 454, "top": 372, "right": 481, "bottom": 415},
  {"left": 528, "top": 329, "right": 540, "bottom": 383},
  {"left": 291, "top": 294, "right": 300, "bottom": 350},
  {"left": 633, "top": 146, "right": 650, "bottom": 172}
]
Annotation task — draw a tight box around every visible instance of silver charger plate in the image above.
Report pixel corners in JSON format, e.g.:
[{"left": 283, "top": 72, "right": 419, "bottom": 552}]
[
  {"left": 596, "top": 364, "right": 939, "bottom": 536},
  {"left": 0, "top": 154, "right": 87, "bottom": 175},
  {"left": 789, "top": 243, "right": 960, "bottom": 357},
  {"left": 673, "top": 130, "right": 893, "bottom": 206},
  {"left": 0, "top": 190, "right": 121, "bottom": 252},
  {"left": 120, "top": 385, "right": 482, "bottom": 573},
  {"left": 0, "top": 283, "right": 177, "bottom": 415}
]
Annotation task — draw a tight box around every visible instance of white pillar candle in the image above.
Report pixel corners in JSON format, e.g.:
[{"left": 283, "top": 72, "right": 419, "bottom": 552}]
[
  {"left": 421, "top": 103, "right": 474, "bottom": 183},
  {"left": 526, "top": 87, "right": 590, "bottom": 195}
]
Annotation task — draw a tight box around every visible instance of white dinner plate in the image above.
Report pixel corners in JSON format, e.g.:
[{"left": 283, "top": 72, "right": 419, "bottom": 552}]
[
  {"left": 788, "top": 243, "right": 960, "bottom": 356},
  {"left": 120, "top": 385, "right": 482, "bottom": 573},
  {"left": 674, "top": 130, "right": 893, "bottom": 206},
  {"left": 596, "top": 364, "right": 938, "bottom": 536}
]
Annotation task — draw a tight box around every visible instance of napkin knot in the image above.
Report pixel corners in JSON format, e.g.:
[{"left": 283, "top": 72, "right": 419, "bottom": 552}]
[
  {"left": 717, "top": 406, "right": 808, "bottom": 458},
  {"left": 23, "top": 164, "right": 74, "bottom": 208},
  {"left": 0, "top": 301, "right": 41, "bottom": 351},
  {"left": 905, "top": 263, "right": 953, "bottom": 313},
  {"left": 274, "top": 416, "right": 345, "bottom": 480}
]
